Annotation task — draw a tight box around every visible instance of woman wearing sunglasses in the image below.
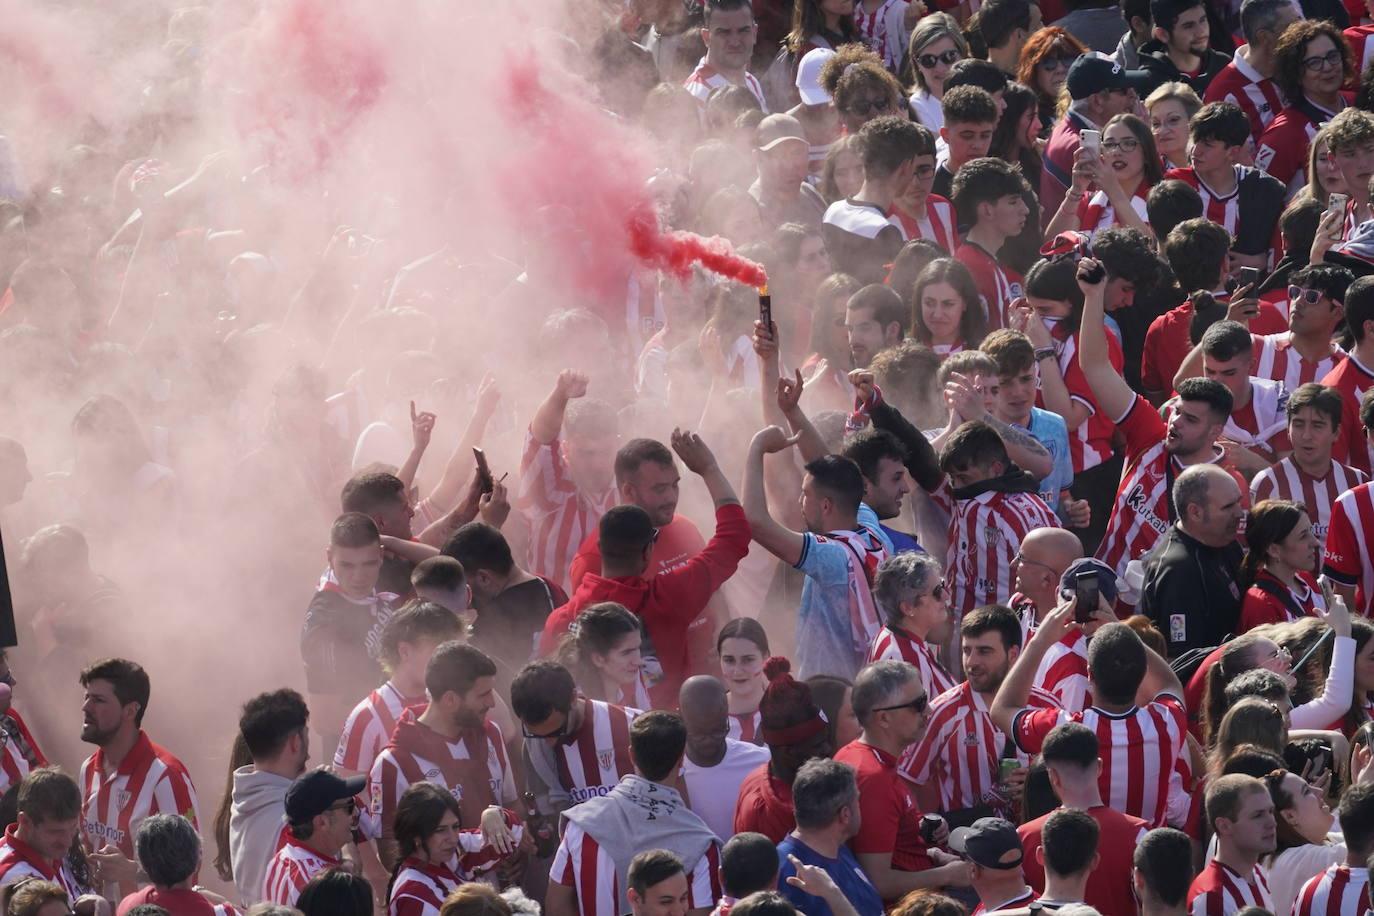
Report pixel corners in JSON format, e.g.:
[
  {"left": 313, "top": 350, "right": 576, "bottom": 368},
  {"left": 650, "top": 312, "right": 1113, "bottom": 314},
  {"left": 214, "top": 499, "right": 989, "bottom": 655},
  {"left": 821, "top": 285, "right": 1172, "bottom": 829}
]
[
  {"left": 1016, "top": 27, "right": 1089, "bottom": 140},
  {"left": 1256, "top": 19, "right": 1355, "bottom": 191},
  {"left": 1045, "top": 113, "right": 1160, "bottom": 241},
  {"left": 865, "top": 552, "right": 958, "bottom": 700},
  {"left": 819, "top": 44, "right": 910, "bottom": 135},
  {"left": 905, "top": 14, "right": 968, "bottom": 132}
]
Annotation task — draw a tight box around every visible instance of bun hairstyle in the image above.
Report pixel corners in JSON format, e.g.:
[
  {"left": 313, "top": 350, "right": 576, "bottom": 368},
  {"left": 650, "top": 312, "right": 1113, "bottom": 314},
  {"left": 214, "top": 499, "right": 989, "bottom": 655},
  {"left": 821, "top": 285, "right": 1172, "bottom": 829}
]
[{"left": 758, "top": 657, "right": 828, "bottom": 747}]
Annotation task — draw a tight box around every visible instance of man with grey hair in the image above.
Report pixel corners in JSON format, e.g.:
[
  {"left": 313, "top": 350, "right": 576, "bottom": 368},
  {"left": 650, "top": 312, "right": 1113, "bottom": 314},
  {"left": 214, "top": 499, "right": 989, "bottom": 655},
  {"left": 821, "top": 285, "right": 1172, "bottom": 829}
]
[
  {"left": 835, "top": 661, "right": 971, "bottom": 901},
  {"left": 777, "top": 759, "right": 882, "bottom": 916},
  {"left": 119, "top": 813, "right": 235, "bottom": 914},
  {"left": 1139, "top": 463, "right": 1245, "bottom": 657},
  {"left": 865, "top": 553, "right": 958, "bottom": 700},
  {"left": 1201, "top": 0, "right": 1299, "bottom": 138}
]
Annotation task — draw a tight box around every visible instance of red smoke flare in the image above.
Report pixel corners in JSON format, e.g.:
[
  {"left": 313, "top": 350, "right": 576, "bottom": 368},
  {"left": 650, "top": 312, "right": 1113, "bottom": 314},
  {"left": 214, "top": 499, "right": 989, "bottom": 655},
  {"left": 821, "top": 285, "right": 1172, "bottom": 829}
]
[{"left": 503, "top": 55, "right": 767, "bottom": 292}]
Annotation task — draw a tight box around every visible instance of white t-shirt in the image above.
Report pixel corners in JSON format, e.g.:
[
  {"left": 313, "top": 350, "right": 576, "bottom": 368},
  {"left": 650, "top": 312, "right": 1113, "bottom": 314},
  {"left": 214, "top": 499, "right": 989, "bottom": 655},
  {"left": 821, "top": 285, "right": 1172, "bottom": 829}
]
[{"left": 682, "top": 738, "right": 772, "bottom": 840}]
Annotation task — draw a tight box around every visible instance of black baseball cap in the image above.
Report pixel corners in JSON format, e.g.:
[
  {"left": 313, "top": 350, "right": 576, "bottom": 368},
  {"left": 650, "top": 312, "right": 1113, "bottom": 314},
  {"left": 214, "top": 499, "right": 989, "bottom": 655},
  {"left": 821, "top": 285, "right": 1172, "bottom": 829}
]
[
  {"left": 285, "top": 769, "right": 366, "bottom": 825},
  {"left": 1065, "top": 55, "right": 1153, "bottom": 100},
  {"left": 1058, "top": 557, "right": 1121, "bottom": 605},
  {"left": 949, "top": 817, "right": 1025, "bottom": 869}
]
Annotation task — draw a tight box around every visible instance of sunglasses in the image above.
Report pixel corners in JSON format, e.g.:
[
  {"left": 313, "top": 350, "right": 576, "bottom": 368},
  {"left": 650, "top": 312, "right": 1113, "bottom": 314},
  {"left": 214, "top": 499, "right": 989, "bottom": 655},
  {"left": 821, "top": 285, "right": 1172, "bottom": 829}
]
[
  {"left": 926, "top": 583, "right": 948, "bottom": 602},
  {"left": 917, "top": 49, "right": 962, "bottom": 69},
  {"left": 327, "top": 799, "right": 357, "bottom": 814},
  {"left": 846, "top": 97, "right": 894, "bottom": 117},
  {"left": 873, "top": 694, "right": 930, "bottom": 714},
  {"left": 1038, "top": 56, "right": 1075, "bottom": 71},
  {"left": 1288, "top": 285, "right": 1325, "bottom": 305},
  {"left": 522, "top": 714, "right": 571, "bottom": 740}
]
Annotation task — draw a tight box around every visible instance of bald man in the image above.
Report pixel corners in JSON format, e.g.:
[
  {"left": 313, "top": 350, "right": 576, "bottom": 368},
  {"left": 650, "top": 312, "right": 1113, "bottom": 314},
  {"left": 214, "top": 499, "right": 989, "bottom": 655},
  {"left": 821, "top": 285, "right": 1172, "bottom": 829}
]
[
  {"left": 679, "top": 676, "right": 769, "bottom": 840},
  {"left": 1140, "top": 464, "right": 1246, "bottom": 658},
  {"left": 1010, "top": 528, "right": 1084, "bottom": 640}
]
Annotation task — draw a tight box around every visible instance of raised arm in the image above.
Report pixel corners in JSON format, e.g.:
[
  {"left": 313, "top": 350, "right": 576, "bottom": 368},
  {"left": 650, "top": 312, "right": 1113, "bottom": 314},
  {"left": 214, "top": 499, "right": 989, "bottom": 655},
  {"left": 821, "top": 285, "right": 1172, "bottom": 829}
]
[
  {"left": 531, "top": 370, "right": 587, "bottom": 445},
  {"left": 990, "top": 599, "right": 1077, "bottom": 738},
  {"left": 1013, "top": 303, "right": 1090, "bottom": 430},
  {"left": 671, "top": 428, "right": 738, "bottom": 507},
  {"left": 397, "top": 401, "right": 435, "bottom": 490},
  {"left": 742, "top": 426, "right": 807, "bottom": 566},
  {"left": 426, "top": 374, "right": 501, "bottom": 510},
  {"left": 1170, "top": 288, "right": 1258, "bottom": 392},
  {"left": 944, "top": 371, "right": 1054, "bottom": 479},
  {"left": 1074, "top": 257, "right": 1138, "bottom": 422},
  {"left": 851, "top": 371, "right": 943, "bottom": 492},
  {"left": 778, "top": 370, "right": 831, "bottom": 463}
]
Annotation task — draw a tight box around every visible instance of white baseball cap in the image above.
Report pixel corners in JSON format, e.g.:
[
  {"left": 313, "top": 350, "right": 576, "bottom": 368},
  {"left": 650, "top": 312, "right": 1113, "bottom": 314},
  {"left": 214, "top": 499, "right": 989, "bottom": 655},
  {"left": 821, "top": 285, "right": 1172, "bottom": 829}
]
[{"left": 796, "top": 48, "right": 836, "bottom": 106}]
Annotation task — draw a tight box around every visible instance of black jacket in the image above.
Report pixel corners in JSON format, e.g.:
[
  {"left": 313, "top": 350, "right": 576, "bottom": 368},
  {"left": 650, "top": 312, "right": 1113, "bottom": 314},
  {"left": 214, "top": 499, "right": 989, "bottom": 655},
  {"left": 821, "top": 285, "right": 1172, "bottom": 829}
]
[
  {"left": 1137, "top": 40, "right": 1232, "bottom": 97},
  {"left": 1139, "top": 524, "right": 1243, "bottom": 658}
]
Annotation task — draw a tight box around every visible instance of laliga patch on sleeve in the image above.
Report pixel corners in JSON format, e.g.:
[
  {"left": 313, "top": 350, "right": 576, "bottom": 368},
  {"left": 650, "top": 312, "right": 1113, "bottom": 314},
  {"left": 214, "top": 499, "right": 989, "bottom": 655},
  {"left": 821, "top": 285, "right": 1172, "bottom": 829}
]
[
  {"left": 1169, "top": 614, "right": 1187, "bottom": 644},
  {"left": 1254, "top": 145, "right": 1276, "bottom": 171}
]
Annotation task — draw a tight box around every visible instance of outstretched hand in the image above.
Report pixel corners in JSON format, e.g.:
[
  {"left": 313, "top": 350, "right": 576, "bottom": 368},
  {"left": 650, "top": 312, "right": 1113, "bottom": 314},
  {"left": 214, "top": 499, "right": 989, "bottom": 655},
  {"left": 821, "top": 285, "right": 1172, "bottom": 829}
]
[
  {"left": 752, "top": 425, "right": 803, "bottom": 455},
  {"left": 777, "top": 368, "right": 805, "bottom": 415},
  {"left": 410, "top": 401, "right": 436, "bottom": 450},
  {"left": 671, "top": 427, "right": 719, "bottom": 474},
  {"left": 555, "top": 369, "right": 589, "bottom": 401}
]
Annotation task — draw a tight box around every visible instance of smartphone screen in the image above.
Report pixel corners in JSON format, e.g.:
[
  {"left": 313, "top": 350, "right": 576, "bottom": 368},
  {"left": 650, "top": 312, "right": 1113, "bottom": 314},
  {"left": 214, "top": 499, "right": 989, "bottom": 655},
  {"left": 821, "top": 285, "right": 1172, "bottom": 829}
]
[
  {"left": 473, "top": 447, "right": 494, "bottom": 494},
  {"left": 1074, "top": 572, "right": 1099, "bottom": 623}
]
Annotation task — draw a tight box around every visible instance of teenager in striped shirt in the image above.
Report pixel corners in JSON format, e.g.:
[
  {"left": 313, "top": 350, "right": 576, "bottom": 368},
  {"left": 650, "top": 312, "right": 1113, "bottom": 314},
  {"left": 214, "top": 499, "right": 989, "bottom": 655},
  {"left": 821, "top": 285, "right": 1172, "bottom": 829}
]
[{"left": 1189, "top": 775, "right": 1276, "bottom": 915}]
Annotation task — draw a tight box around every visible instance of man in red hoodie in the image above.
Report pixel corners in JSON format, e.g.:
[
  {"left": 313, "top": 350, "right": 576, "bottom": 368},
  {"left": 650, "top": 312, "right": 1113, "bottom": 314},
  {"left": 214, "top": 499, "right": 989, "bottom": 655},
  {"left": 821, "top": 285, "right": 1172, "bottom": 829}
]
[{"left": 539, "top": 428, "right": 750, "bottom": 707}]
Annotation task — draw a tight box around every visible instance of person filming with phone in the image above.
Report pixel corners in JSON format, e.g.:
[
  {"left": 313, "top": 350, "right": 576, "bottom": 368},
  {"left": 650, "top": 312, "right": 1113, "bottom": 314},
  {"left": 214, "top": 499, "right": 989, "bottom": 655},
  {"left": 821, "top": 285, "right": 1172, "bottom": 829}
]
[{"left": 1138, "top": 463, "right": 1247, "bottom": 658}]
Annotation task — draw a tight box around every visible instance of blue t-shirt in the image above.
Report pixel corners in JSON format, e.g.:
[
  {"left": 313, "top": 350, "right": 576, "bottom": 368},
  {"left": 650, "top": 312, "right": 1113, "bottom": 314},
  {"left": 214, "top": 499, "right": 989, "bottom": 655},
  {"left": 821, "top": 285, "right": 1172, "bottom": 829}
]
[
  {"left": 777, "top": 835, "right": 883, "bottom": 916},
  {"left": 794, "top": 504, "right": 886, "bottom": 680},
  {"left": 879, "top": 523, "right": 922, "bottom": 555},
  {"left": 1024, "top": 406, "right": 1073, "bottom": 513}
]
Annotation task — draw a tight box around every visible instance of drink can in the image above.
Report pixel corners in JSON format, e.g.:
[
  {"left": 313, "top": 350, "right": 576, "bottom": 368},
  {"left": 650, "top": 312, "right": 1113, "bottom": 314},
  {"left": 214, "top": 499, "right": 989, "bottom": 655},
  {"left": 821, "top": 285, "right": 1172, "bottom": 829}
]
[
  {"left": 920, "top": 813, "right": 942, "bottom": 843},
  {"left": 999, "top": 758, "right": 1019, "bottom": 787}
]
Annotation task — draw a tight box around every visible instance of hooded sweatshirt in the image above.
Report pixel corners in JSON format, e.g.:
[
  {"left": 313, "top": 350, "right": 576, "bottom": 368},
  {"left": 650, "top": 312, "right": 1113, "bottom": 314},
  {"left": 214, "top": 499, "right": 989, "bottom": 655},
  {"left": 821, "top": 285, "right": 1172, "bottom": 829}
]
[{"left": 229, "top": 766, "right": 292, "bottom": 907}]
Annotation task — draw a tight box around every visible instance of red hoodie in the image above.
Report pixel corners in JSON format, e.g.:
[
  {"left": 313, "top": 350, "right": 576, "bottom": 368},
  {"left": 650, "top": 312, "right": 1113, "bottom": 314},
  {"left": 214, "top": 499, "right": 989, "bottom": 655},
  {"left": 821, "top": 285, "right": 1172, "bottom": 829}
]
[{"left": 539, "top": 503, "right": 750, "bottom": 706}]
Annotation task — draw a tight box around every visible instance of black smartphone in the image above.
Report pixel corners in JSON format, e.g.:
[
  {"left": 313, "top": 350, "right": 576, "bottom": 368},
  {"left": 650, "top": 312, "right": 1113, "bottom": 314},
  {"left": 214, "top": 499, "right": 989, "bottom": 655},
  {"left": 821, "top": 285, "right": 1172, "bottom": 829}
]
[
  {"left": 1074, "top": 570, "right": 1099, "bottom": 623},
  {"left": 473, "top": 447, "right": 494, "bottom": 495},
  {"left": 1238, "top": 266, "right": 1261, "bottom": 289}
]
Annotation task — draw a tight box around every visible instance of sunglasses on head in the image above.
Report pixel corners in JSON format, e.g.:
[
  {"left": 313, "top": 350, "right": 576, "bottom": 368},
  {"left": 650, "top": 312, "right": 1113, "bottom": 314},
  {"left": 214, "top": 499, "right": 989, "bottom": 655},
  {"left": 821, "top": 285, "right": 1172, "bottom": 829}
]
[
  {"left": 917, "top": 49, "right": 962, "bottom": 69},
  {"left": 873, "top": 694, "right": 929, "bottom": 714},
  {"left": 1038, "top": 56, "right": 1075, "bottom": 71},
  {"left": 1288, "top": 285, "right": 1325, "bottom": 305}
]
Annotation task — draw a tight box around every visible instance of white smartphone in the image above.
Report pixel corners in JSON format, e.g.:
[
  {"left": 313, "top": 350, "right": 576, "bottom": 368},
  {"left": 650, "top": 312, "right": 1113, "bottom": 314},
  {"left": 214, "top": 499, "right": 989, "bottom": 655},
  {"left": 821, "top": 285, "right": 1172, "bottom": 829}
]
[
  {"left": 1080, "top": 130, "right": 1101, "bottom": 155},
  {"left": 1329, "top": 192, "right": 1350, "bottom": 216}
]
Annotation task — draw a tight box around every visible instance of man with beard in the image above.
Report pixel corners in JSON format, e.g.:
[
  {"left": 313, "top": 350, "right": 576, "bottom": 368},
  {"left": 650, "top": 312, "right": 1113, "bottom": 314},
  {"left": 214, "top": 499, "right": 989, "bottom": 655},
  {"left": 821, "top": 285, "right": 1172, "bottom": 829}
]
[
  {"left": 77, "top": 658, "right": 200, "bottom": 902},
  {"left": 899, "top": 605, "right": 1052, "bottom": 826},
  {"left": 842, "top": 430, "right": 917, "bottom": 554},
  {"left": 843, "top": 286, "right": 906, "bottom": 371},
  {"left": 369, "top": 642, "right": 520, "bottom": 870}
]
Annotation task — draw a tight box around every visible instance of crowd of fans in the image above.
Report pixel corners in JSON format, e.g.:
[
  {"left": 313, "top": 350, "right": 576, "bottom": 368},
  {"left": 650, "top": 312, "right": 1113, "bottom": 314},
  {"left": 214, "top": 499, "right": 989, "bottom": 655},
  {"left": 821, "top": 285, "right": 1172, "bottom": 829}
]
[{"left": 9, "top": 0, "right": 1374, "bottom": 914}]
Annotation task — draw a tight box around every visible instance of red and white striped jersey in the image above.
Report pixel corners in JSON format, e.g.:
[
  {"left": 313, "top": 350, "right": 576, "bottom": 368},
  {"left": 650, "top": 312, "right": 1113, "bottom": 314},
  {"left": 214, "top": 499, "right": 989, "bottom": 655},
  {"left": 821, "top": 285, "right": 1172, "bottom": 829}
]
[
  {"left": 1322, "top": 352, "right": 1374, "bottom": 476},
  {"left": 727, "top": 710, "right": 761, "bottom": 744},
  {"left": 1162, "top": 165, "right": 1285, "bottom": 262},
  {"left": 1076, "top": 184, "right": 1150, "bottom": 240},
  {"left": 334, "top": 681, "right": 425, "bottom": 773},
  {"left": 1293, "top": 864, "right": 1370, "bottom": 916},
  {"left": 1251, "top": 333, "right": 1343, "bottom": 393},
  {"left": 1324, "top": 482, "right": 1374, "bottom": 617},
  {"left": 946, "top": 489, "right": 1061, "bottom": 616},
  {"left": 899, "top": 681, "right": 1059, "bottom": 812},
  {"left": 1347, "top": 24, "right": 1374, "bottom": 79},
  {"left": 263, "top": 837, "right": 338, "bottom": 906},
  {"left": 80, "top": 730, "right": 200, "bottom": 901},
  {"left": 853, "top": 0, "right": 904, "bottom": 69},
  {"left": 1046, "top": 323, "right": 1126, "bottom": 473},
  {"left": 1203, "top": 52, "right": 1284, "bottom": 139},
  {"left": 955, "top": 241, "right": 1023, "bottom": 332},
  {"left": 866, "top": 626, "right": 958, "bottom": 699},
  {"left": 1013, "top": 694, "right": 1188, "bottom": 827},
  {"left": 370, "top": 714, "right": 515, "bottom": 840},
  {"left": 551, "top": 822, "right": 722, "bottom": 916},
  {"left": 553, "top": 699, "right": 639, "bottom": 804},
  {"left": 1035, "top": 629, "right": 1092, "bottom": 713},
  {"left": 1251, "top": 457, "right": 1368, "bottom": 542},
  {"left": 682, "top": 60, "right": 768, "bottom": 111},
  {"left": 0, "top": 824, "right": 82, "bottom": 902},
  {"left": 389, "top": 858, "right": 462, "bottom": 916},
  {"left": 0, "top": 710, "right": 46, "bottom": 798},
  {"left": 516, "top": 430, "right": 617, "bottom": 592},
  {"left": 1188, "top": 860, "right": 1272, "bottom": 916},
  {"left": 891, "top": 195, "right": 960, "bottom": 253}
]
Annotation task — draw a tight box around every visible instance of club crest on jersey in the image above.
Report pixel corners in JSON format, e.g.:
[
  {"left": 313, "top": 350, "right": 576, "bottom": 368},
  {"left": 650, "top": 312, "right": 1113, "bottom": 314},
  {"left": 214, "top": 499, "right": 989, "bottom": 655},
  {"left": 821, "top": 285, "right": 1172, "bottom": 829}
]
[
  {"left": 598, "top": 749, "right": 614, "bottom": 771},
  {"left": 983, "top": 526, "right": 1003, "bottom": 546},
  {"left": 116, "top": 790, "right": 132, "bottom": 810},
  {"left": 963, "top": 730, "right": 979, "bottom": 746}
]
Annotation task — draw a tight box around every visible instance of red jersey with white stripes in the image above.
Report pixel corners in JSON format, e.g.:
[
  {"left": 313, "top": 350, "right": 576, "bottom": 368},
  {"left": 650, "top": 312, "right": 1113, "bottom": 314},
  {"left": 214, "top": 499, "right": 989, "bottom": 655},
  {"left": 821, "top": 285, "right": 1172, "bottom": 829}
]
[
  {"left": 1322, "top": 351, "right": 1374, "bottom": 475},
  {"left": 1203, "top": 52, "right": 1284, "bottom": 139},
  {"left": 1035, "top": 629, "right": 1092, "bottom": 713},
  {"left": 551, "top": 822, "right": 722, "bottom": 916},
  {"left": 891, "top": 195, "right": 960, "bottom": 253},
  {"left": 1251, "top": 333, "right": 1344, "bottom": 393},
  {"left": 866, "top": 626, "right": 958, "bottom": 699},
  {"left": 1188, "top": 860, "right": 1273, "bottom": 916},
  {"left": 553, "top": 698, "right": 639, "bottom": 805},
  {"left": 955, "top": 241, "right": 1023, "bottom": 331},
  {"left": 683, "top": 59, "right": 768, "bottom": 111},
  {"left": 727, "top": 710, "right": 761, "bottom": 744},
  {"left": 1238, "top": 569, "right": 1327, "bottom": 631},
  {"left": 0, "top": 710, "right": 46, "bottom": 798},
  {"left": 1095, "top": 396, "right": 1244, "bottom": 604},
  {"left": 853, "top": 0, "right": 904, "bottom": 69},
  {"left": 1250, "top": 457, "right": 1367, "bottom": 542},
  {"left": 1161, "top": 165, "right": 1285, "bottom": 262},
  {"left": 1012, "top": 693, "right": 1188, "bottom": 827},
  {"left": 1292, "top": 863, "right": 1370, "bottom": 916},
  {"left": 0, "top": 824, "right": 82, "bottom": 902},
  {"left": 263, "top": 837, "right": 337, "bottom": 906},
  {"left": 899, "top": 681, "right": 1059, "bottom": 813},
  {"left": 389, "top": 858, "right": 462, "bottom": 916},
  {"left": 1076, "top": 184, "right": 1150, "bottom": 240},
  {"left": 80, "top": 730, "right": 200, "bottom": 901},
  {"left": 369, "top": 711, "right": 515, "bottom": 839},
  {"left": 1347, "top": 25, "right": 1374, "bottom": 80},
  {"left": 1257, "top": 99, "right": 1347, "bottom": 188},
  {"left": 516, "top": 430, "right": 618, "bottom": 592},
  {"left": 334, "top": 681, "right": 425, "bottom": 774},
  {"left": 1324, "top": 481, "right": 1374, "bottom": 616},
  {"left": 946, "top": 489, "right": 1061, "bottom": 616},
  {"left": 1043, "top": 321, "right": 1125, "bottom": 473}
]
